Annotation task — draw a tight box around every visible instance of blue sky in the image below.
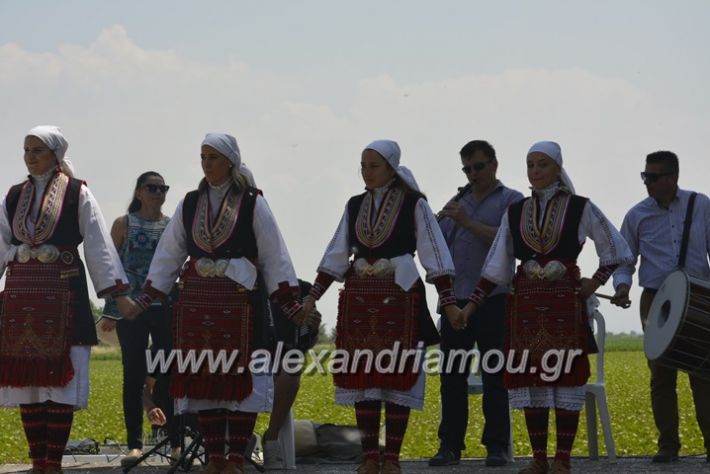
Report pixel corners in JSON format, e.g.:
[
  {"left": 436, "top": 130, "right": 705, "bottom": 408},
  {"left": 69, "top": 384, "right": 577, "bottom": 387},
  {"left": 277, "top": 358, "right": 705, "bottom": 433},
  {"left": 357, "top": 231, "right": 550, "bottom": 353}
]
[{"left": 1, "top": 1, "right": 709, "bottom": 333}]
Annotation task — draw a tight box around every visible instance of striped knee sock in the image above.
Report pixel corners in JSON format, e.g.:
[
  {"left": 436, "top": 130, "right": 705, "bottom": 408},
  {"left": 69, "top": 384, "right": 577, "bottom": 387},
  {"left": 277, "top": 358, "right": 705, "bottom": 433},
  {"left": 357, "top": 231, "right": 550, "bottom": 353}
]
[
  {"left": 225, "top": 410, "right": 257, "bottom": 465},
  {"left": 524, "top": 407, "right": 549, "bottom": 463},
  {"left": 198, "top": 409, "right": 227, "bottom": 465},
  {"left": 355, "top": 400, "right": 382, "bottom": 462},
  {"left": 45, "top": 401, "right": 74, "bottom": 470},
  {"left": 20, "top": 403, "right": 47, "bottom": 468},
  {"left": 554, "top": 408, "right": 580, "bottom": 463},
  {"left": 383, "top": 402, "right": 410, "bottom": 465}
]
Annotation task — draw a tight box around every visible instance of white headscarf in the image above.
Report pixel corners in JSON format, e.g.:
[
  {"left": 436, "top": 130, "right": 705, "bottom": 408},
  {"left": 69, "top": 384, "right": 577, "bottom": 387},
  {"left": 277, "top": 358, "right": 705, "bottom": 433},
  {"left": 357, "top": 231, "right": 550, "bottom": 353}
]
[
  {"left": 26, "top": 125, "right": 75, "bottom": 177},
  {"left": 202, "top": 133, "right": 241, "bottom": 168},
  {"left": 527, "top": 141, "right": 575, "bottom": 194},
  {"left": 239, "top": 163, "right": 256, "bottom": 187},
  {"left": 364, "top": 139, "right": 420, "bottom": 191}
]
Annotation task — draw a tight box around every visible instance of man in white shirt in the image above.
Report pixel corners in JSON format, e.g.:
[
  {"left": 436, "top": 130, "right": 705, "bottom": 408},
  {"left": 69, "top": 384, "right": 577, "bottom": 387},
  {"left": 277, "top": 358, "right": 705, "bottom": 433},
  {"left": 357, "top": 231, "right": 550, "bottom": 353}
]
[{"left": 612, "top": 150, "right": 710, "bottom": 463}]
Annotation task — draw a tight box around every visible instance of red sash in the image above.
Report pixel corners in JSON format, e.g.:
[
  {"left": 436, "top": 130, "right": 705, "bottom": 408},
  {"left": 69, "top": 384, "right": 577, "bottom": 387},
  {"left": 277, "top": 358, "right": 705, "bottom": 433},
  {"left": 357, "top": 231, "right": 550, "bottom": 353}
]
[
  {"left": 170, "top": 264, "right": 253, "bottom": 401},
  {"left": 504, "top": 265, "right": 590, "bottom": 388},
  {"left": 334, "top": 275, "right": 420, "bottom": 391},
  {"left": 0, "top": 260, "right": 75, "bottom": 387}
]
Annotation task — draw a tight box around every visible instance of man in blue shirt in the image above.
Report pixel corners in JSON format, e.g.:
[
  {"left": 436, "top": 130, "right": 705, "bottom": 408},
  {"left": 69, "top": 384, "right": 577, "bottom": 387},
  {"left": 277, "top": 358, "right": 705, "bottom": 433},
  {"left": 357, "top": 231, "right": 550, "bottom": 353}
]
[
  {"left": 612, "top": 150, "right": 710, "bottom": 463},
  {"left": 429, "top": 140, "right": 523, "bottom": 467}
]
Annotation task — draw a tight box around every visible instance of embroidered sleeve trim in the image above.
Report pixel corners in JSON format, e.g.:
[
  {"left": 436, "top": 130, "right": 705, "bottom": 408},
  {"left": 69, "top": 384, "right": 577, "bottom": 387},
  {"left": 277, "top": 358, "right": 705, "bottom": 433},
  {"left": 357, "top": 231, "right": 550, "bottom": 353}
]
[
  {"left": 468, "top": 278, "right": 496, "bottom": 306},
  {"left": 593, "top": 264, "right": 618, "bottom": 285},
  {"left": 310, "top": 272, "right": 335, "bottom": 300}
]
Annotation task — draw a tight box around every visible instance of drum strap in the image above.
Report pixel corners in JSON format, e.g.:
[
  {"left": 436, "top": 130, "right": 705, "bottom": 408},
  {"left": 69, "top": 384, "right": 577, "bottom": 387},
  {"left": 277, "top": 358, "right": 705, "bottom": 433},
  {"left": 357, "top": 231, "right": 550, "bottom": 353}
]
[{"left": 678, "top": 192, "right": 697, "bottom": 269}]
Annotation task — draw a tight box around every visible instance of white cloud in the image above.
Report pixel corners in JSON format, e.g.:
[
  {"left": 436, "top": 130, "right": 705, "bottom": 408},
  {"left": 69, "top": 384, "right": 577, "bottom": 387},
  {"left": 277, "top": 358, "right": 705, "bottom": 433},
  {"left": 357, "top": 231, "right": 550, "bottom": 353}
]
[{"left": 1, "top": 25, "right": 707, "bottom": 333}]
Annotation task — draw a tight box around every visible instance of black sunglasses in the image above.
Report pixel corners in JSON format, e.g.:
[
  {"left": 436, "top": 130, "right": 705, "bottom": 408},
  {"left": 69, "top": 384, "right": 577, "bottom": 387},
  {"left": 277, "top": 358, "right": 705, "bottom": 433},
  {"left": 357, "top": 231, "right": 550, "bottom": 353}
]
[
  {"left": 143, "top": 184, "right": 170, "bottom": 194},
  {"left": 461, "top": 159, "right": 493, "bottom": 174},
  {"left": 640, "top": 171, "right": 674, "bottom": 184}
]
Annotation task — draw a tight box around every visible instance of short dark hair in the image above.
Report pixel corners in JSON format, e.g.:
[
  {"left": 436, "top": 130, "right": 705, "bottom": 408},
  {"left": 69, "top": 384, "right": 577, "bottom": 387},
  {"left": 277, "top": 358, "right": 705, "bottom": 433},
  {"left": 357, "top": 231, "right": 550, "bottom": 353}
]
[
  {"left": 646, "top": 151, "right": 679, "bottom": 174},
  {"left": 460, "top": 140, "right": 496, "bottom": 162}
]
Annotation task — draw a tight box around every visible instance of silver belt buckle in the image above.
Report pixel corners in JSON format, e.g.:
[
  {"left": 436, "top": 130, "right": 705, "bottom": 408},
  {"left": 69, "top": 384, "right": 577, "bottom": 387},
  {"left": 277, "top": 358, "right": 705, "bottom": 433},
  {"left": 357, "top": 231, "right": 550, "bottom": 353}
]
[
  {"left": 523, "top": 260, "right": 567, "bottom": 281},
  {"left": 195, "top": 258, "right": 229, "bottom": 278},
  {"left": 16, "top": 243, "right": 60, "bottom": 264},
  {"left": 353, "top": 258, "right": 394, "bottom": 278}
]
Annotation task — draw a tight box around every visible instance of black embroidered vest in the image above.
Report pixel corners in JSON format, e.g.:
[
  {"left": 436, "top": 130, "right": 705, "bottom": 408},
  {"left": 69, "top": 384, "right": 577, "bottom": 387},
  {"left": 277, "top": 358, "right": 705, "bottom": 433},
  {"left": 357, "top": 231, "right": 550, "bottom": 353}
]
[
  {"left": 182, "top": 186, "right": 260, "bottom": 260},
  {"left": 508, "top": 193, "right": 589, "bottom": 262},
  {"left": 346, "top": 188, "right": 418, "bottom": 259},
  {"left": 5, "top": 177, "right": 83, "bottom": 247}
]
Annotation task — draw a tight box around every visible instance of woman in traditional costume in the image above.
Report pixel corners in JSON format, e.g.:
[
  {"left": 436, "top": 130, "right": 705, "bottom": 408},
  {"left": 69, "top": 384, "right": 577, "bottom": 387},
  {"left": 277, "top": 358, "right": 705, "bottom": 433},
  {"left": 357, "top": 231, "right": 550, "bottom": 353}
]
[
  {"left": 132, "top": 133, "right": 305, "bottom": 474},
  {"left": 461, "top": 141, "right": 632, "bottom": 474},
  {"left": 301, "top": 140, "right": 460, "bottom": 474},
  {"left": 101, "top": 171, "right": 175, "bottom": 464},
  {"left": 0, "top": 126, "right": 132, "bottom": 473}
]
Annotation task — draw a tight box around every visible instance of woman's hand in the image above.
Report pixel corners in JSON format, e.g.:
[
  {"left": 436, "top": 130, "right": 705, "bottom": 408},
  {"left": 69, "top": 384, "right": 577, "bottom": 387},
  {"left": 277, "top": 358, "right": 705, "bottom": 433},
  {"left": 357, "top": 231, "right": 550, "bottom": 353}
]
[
  {"left": 460, "top": 302, "right": 478, "bottom": 326},
  {"left": 299, "top": 295, "right": 316, "bottom": 326},
  {"left": 290, "top": 308, "right": 307, "bottom": 326},
  {"left": 444, "top": 304, "right": 466, "bottom": 331},
  {"left": 99, "top": 319, "right": 117, "bottom": 332},
  {"left": 147, "top": 407, "right": 167, "bottom": 426},
  {"left": 116, "top": 296, "right": 140, "bottom": 320},
  {"left": 306, "top": 308, "right": 321, "bottom": 331},
  {"left": 579, "top": 277, "right": 601, "bottom": 299}
]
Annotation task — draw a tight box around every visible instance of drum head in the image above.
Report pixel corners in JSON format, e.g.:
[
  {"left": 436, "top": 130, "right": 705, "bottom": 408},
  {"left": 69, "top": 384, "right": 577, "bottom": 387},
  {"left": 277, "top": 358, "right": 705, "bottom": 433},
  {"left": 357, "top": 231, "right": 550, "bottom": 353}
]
[{"left": 644, "top": 271, "right": 689, "bottom": 360}]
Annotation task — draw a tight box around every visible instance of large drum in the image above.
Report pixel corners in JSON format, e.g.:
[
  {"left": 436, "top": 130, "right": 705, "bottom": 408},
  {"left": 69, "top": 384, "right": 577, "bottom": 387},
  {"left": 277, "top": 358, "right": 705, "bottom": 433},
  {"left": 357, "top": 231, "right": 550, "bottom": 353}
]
[{"left": 645, "top": 270, "right": 710, "bottom": 379}]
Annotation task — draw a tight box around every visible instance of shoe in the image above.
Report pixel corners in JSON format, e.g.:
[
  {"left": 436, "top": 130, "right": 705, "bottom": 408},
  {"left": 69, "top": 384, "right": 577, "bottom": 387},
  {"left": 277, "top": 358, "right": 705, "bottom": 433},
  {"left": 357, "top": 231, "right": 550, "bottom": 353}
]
[
  {"left": 485, "top": 447, "right": 507, "bottom": 467},
  {"left": 355, "top": 458, "right": 379, "bottom": 474},
  {"left": 27, "top": 466, "right": 44, "bottom": 474},
  {"left": 549, "top": 459, "right": 570, "bottom": 474},
  {"left": 518, "top": 458, "right": 549, "bottom": 474},
  {"left": 428, "top": 446, "right": 460, "bottom": 466},
  {"left": 221, "top": 462, "right": 244, "bottom": 474},
  {"left": 263, "top": 439, "right": 284, "bottom": 470},
  {"left": 381, "top": 459, "right": 402, "bottom": 474},
  {"left": 651, "top": 449, "right": 679, "bottom": 463},
  {"left": 120, "top": 448, "right": 143, "bottom": 467}
]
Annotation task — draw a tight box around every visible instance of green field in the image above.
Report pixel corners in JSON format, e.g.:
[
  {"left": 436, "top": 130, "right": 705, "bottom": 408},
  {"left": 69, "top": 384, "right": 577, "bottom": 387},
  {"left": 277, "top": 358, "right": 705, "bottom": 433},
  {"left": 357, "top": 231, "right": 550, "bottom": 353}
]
[{"left": 0, "top": 343, "right": 706, "bottom": 463}]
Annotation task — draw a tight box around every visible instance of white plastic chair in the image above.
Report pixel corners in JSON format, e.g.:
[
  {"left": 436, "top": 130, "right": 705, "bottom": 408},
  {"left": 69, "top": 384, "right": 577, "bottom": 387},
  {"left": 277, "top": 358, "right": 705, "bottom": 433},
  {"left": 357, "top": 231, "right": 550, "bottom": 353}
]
[
  {"left": 277, "top": 407, "right": 297, "bottom": 469},
  {"left": 583, "top": 310, "right": 616, "bottom": 460}
]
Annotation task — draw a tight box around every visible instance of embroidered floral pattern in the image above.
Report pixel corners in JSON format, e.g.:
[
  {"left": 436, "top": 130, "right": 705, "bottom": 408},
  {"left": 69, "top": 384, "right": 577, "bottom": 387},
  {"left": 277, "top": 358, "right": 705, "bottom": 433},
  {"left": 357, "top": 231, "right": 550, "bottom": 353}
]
[
  {"left": 519, "top": 193, "right": 571, "bottom": 255},
  {"left": 12, "top": 173, "right": 70, "bottom": 245},
  {"left": 191, "top": 187, "right": 243, "bottom": 254},
  {"left": 355, "top": 187, "right": 404, "bottom": 249}
]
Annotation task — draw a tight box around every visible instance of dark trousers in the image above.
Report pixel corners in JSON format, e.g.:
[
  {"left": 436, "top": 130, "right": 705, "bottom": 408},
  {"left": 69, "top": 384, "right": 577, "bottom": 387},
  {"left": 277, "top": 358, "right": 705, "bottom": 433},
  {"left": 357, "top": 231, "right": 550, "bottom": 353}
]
[
  {"left": 437, "top": 294, "right": 510, "bottom": 453},
  {"left": 117, "top": 305, "right": 173, "bottom": 450},
  {"left": 641, "top": 289, "right": 710, "bottom": 454}
]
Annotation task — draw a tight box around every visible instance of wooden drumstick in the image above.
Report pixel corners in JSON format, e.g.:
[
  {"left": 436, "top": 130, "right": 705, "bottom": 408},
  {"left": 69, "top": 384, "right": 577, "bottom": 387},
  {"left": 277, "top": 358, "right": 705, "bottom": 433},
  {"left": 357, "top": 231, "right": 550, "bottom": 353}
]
[{"left": 595, "top": 292, "right": 632, "bottom": 309}]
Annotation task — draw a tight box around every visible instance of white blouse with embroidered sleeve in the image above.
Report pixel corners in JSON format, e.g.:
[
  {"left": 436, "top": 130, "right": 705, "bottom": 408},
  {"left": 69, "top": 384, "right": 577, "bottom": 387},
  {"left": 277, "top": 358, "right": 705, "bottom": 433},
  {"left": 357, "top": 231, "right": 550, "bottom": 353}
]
[
  {"left": 78, "top": 185, "right": 129, "bottom": 294},
  {"left": 414, "top": 197, "right": 455, "bottom": 281}
]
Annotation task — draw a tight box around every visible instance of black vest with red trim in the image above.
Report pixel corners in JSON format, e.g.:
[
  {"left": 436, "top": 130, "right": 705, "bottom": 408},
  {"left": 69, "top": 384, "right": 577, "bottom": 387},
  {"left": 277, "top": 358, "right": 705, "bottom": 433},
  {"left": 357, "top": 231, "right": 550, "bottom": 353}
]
[
  {"left": 507, "top": 193, "right": 589, "bottom": 262},
  {"left": 346, "top": 190, "right": 418, "bottom": 259},
  {"left": 4, "top": 176, "right": 96, "bottom": 345},
  {"left": 182, "top": 186, "right": 260, "bottom": 260}
]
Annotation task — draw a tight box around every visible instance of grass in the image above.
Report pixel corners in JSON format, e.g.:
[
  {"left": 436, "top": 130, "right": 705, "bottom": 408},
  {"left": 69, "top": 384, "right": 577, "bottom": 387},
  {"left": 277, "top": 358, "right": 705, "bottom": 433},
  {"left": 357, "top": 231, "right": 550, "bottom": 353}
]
[{"left": 1, "top": 345, "right": 705, "bottom": 463}]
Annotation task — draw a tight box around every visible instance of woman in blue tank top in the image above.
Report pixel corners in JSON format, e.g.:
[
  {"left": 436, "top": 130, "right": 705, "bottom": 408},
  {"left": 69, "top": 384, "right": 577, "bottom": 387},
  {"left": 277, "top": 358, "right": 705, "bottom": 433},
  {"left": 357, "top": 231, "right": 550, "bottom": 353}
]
[{"left": 102, "top": 171, "right": 173, "bottom": 463}]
